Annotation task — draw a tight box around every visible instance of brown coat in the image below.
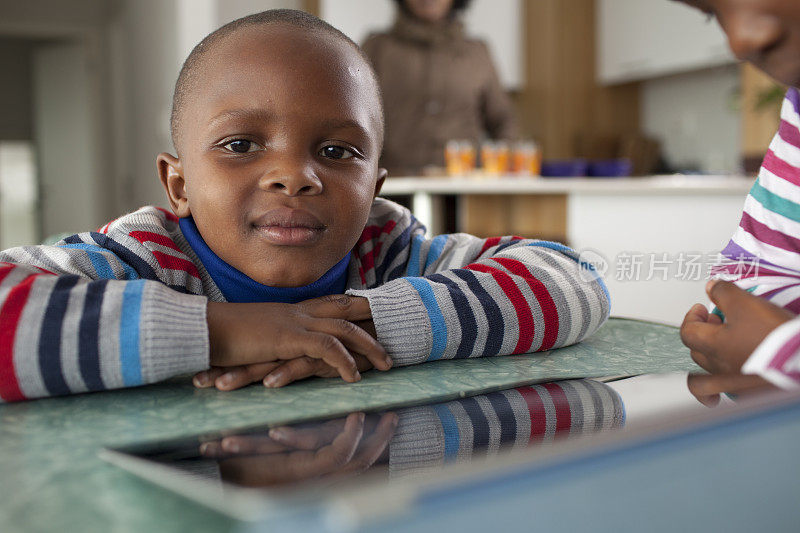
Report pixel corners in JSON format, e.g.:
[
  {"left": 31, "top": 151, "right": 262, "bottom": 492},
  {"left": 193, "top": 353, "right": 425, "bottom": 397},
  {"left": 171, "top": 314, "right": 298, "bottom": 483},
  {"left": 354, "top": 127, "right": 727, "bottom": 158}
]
[{"left": 362, "top": 13, "right": 518, "bottom": 176}]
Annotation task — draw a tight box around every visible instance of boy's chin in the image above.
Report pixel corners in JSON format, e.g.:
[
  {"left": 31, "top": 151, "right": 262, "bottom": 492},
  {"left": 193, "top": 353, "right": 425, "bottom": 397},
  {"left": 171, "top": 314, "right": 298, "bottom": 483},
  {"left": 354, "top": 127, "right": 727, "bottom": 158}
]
[{"left": 246, "top": 265, "right": 329, "bottom": 288}]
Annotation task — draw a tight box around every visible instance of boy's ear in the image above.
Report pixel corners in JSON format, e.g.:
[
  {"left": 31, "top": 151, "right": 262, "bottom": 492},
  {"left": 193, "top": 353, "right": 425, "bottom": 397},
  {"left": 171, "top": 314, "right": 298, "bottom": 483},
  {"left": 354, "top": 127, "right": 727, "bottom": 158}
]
[
  {"left": 157, "top": 153, "right": 191, "bottom": 218},
  {"left": 373, "top": 168, "right": 388, "bottom": 198}
]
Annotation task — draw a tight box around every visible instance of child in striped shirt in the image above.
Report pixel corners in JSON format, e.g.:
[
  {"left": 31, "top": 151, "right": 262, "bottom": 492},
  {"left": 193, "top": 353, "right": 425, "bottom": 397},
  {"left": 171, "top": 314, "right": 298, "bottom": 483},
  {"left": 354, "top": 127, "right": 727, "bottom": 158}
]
[
  {"left": 0, "top": 10, "right": 609, "bottom": 402},
  {"left": 678, "top": 0, "right": 800, "bottom": 402}
]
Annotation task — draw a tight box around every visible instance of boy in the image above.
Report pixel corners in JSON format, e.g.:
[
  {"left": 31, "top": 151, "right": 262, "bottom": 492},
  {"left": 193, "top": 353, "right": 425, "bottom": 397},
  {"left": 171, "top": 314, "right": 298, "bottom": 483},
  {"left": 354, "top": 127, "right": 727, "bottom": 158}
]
[
  {"left": 0, "top": 10, "right": 609, "bottom": 402},
  {"left": 678, "top": 0, "right": 800, "bottom": 402}
]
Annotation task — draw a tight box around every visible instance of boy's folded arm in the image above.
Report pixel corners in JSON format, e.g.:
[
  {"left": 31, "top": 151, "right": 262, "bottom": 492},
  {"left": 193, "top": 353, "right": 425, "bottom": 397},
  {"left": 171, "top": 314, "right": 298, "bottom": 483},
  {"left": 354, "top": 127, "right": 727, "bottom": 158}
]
[
  {"left": 348, "top": 213, "right": 610, "bottom": 366},
  {"left": 0, "top": 258, "right": 209, "bottom": 402}
]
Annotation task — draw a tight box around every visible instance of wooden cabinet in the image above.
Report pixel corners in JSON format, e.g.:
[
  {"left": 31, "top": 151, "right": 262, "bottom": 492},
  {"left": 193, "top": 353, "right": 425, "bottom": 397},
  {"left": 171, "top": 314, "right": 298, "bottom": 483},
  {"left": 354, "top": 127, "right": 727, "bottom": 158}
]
[{"left": 596, "top": 0, "right": 733, "bottom": 85}]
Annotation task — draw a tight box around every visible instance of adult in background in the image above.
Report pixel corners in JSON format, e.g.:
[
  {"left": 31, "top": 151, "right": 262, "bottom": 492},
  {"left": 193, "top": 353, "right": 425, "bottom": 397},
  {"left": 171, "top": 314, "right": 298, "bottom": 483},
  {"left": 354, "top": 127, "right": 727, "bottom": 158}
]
[{"left": 362, "top": 0, "right": 518, "bottom": 176}]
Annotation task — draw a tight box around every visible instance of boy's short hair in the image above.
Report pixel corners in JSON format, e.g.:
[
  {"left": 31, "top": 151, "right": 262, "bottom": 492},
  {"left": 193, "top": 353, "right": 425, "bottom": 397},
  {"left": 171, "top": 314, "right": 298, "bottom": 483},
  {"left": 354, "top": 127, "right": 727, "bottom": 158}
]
[{"left": 170, "top": 9, "right": 383, "bottom": 152}]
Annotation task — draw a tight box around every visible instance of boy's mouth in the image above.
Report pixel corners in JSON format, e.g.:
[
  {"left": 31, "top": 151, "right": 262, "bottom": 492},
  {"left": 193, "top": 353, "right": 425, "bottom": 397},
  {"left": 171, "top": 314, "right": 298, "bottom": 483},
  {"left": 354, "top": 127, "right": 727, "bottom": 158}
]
[{"left": 252, "top": 208, "right": 326, "bottom": 246}]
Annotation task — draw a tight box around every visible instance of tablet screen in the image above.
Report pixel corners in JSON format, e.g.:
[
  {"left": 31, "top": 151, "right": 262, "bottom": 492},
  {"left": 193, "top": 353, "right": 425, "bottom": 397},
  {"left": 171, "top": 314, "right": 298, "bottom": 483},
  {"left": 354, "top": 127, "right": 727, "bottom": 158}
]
[{"left": 102, "top": 378, "right": 625, "bottom": 514}]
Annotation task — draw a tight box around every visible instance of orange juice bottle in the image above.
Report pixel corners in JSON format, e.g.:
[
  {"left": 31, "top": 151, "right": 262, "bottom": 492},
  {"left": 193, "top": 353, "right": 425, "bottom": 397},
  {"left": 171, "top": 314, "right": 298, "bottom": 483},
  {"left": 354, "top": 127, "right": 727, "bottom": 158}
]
[
  {"left": 513, "top": 140, "right": 541, "bottom": 177},
  {"left": 459, "top": 140, "right": 476, "bottom": 175},
  {"left": 481, "top": 141, "right": 499, "bottom": 176},
  {"left": 496, "top": 140, "right": 510, "bottom": 175},
  {"left": 445, "top": 140, "right": 463, "bottom": 176}
]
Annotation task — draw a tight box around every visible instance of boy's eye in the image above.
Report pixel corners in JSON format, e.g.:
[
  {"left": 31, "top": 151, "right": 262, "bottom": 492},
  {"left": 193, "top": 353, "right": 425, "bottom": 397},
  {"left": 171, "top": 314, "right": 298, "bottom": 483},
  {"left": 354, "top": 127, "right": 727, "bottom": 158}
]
[
  {"left": 223, "top": 139, "right": 260, "bottom": 153},
  {"left": 320, "top": 145, "right": 354, "bottom": 160}
]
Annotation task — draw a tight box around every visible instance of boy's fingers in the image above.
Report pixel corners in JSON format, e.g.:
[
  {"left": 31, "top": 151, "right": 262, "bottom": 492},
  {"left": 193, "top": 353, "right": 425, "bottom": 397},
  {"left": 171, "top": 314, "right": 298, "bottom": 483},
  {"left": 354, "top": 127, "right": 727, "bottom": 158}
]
[
  {"left": 272, "top": 413, "right": 365, "bottom": 479},
  {"left": 680, "top": 312, "right": 720, "bottom": 355},
  {"left": 301, "top": 295, "right": 373, "bottom": 321},
  {"left": 264, "top": 357, "right": 320, "bottom": 388},
  {"left": 265, "top": 354, "right": 378, "bottom": 389},
  {"left": 220, "top": 435, "right": 289, "bottom": 455},
  {"left": 311, "top": 412, "right": 364, "bottom": 472},
  {"left": 689, "top": 349, "right": 716, "bottom": 373},
  {"left": 684, "top": 303, "right": 709, "bottom": 324},
  {"left": 199, "top": 441, "right": 224, "bottom": 457},
  {"left": 215, "top": 362, "right": 281, "bottom": 391},
  {"left": 687, "top": 372, "right": 772, "bottom": 399},
  {"left": 297, "top": 333, "right": 360, "bottom": 382},
  {"left": 269, "top": 422, "right": 343, "bottom": 450},
  {"left": 706, "top": 280, "right": 747, "bottom": 316},
  {"left": 338, "top": 412, "right": 398, "bottom": 476},
  {"left": 193, "top": 367, "right": 226, "bottom": 388},
  {"left": 311, "top": 318, "right": 391, "bottom": 371}
]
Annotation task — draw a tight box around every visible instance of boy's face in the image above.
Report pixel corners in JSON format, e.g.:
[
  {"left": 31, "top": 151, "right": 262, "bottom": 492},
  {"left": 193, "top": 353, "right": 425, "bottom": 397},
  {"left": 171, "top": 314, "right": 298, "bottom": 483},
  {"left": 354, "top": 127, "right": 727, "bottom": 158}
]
[
  {"left": 160, "top": 26, "right": 386, "bottom": 287},
  {"left": 678, "top": 0, "right": 800, "bottom": 87}
]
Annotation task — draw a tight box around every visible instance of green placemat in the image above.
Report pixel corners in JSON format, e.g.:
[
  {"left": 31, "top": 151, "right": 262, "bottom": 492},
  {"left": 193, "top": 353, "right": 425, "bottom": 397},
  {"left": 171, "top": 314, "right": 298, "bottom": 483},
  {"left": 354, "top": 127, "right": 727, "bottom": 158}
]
[{"left": 0, "top": 318, "right": 697, "bottom": 533}]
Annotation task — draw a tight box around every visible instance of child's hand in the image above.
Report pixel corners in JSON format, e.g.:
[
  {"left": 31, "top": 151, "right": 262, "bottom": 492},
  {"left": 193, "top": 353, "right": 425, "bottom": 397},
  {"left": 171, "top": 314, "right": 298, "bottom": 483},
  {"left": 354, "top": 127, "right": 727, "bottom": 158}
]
[
  {"left": 194, "top": 352, "right": 376, "bottom": 390},
  {"left": 196, "top": 318, "right": 380, "bottom": 390},
  {"left": 686, "top": 373, "right": 775, "bottom": 407},
  {"left": 203, "top": 295, "right": 392, "bottom": 388},
  {"left": 198, "top": 412, "right": 398, "bottom": 486},
  {"left": 680, "top": 280, "right": 795, "bottom": 374}
]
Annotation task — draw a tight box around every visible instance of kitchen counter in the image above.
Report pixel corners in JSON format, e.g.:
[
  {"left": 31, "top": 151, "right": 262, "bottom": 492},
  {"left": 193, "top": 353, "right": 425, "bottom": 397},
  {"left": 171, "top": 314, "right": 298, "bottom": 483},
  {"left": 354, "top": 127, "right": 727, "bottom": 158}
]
[
  {"left": 381, "top": 175, "right": 754, "bottom": 196},
  {"left": 379, "top": 174, "right": 755, "bottom": 326}
]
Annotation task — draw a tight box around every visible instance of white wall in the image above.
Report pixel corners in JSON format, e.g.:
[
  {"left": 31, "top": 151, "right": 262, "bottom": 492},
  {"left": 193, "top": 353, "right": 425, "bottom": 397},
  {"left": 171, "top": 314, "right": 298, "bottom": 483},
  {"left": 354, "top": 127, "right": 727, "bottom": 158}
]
[
  {"left": 642, "top": 64, "right": 741, "bottom": 174},
  {"left": 33, "top": 43, "right": 98, "bottom": 236},
  {"left": 116, "top": 0, "right": 180, "bottom": 212},
  {"left": 568, "top": 189, "right": 747, "bottom": 325}
]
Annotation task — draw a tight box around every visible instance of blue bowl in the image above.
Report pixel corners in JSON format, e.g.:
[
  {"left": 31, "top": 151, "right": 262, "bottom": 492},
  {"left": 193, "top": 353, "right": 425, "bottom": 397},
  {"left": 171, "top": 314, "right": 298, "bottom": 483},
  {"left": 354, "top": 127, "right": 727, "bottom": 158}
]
[
  {"left": 541, "top": 159, "right": 588, "bottom": 177},
  {"left": 587, "top": 159, "right": 632, "bottom": 177}
]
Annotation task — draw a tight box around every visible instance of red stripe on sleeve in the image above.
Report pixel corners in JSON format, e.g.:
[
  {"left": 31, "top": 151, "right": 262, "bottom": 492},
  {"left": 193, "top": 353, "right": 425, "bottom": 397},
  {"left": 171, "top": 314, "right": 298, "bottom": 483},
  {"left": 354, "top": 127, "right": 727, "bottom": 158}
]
[
  {"left": 466, "top": 263, "right": 534, "bottom": 353},
  {"left": 517, "top": 386, "right": 546, "bottom": 442},
  {"left": 479, "top": 237, "right": 502, "bottom": 256},
  {"left": 359, "top": 242, "right": 383, "bottom": 274},
  {"left": 762, "top": 149, "right": 800, "bottom": 187},
  {"left": 0, "top": 273, "right": 37, "bottom": 401},
  {"left": 778, "top": 118, "right": 800, "bottom": 152},
  {"left": 129, "top": 231, "right": 183, "bottom": 254},
  {"left": 357, "top": 220, "right": 396, "bottom": 247},
  {"left": 543, "top": 383, "right": 572, "bottom": 436},
  {"left": 153, "top": 251, "right": 201, "bottom": 279},
  {"left": 493, "top": 257, "right": 560, "bottom": 350},
  {"left": 155, "top": 207, "right": 179, "bottom": 223}
]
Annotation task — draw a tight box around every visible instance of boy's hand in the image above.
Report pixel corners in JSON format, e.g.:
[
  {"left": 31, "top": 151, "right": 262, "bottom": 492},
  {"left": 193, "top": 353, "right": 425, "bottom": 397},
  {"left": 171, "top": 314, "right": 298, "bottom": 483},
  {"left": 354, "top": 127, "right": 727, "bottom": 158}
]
[
  {"left": 680, "top": 280, "right": 794, "bottom": 374},
  {"left": 686, "top": 373, "right": 775, "bottom": 407},
  {"left": 196, "top": 319, "right": 380, "bottom": 390},
  {"left": 202, "top": 295, "right": 391, "bottom": 388},
  {"left": 198, "top": 412, "right": 398, "bottom": 486}
]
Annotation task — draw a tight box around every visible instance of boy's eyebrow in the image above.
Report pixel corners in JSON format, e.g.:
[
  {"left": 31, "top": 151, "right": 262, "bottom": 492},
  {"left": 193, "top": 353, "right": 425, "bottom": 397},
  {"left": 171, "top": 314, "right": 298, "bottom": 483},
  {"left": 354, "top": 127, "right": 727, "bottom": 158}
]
[
  {"left": 317, "top": 118, "right": 373, "bottom": 141},
  {"left": 206, "top": 108, "right": 277, "bottom": 129},
  {"left": 205, "top": 110, "right": 373, "bottom": 140}
]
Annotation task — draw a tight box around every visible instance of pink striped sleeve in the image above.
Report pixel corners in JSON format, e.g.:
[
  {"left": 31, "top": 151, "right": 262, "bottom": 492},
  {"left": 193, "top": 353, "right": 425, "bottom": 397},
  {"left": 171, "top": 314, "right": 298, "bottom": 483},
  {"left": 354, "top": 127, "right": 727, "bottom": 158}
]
[{"left": 743, "top": 317, "right": 800, "bottom": 388}]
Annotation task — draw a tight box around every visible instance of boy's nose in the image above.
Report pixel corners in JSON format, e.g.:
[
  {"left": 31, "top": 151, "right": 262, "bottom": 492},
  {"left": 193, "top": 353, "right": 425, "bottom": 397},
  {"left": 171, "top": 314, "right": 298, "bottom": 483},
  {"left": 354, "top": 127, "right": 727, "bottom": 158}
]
[
  {"left": 258, "top": 160, "right": 323, "bottom": 196},
  {"left": 722, "top": 9, "right": 784, "bottom": 63}
]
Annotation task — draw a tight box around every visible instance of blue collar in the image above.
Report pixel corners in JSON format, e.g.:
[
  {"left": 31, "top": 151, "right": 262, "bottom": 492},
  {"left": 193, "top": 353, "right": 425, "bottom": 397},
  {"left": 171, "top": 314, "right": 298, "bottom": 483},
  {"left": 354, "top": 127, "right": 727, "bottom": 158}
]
[{"left": 178, "top": 217, "right": 350, "bottom": 303}]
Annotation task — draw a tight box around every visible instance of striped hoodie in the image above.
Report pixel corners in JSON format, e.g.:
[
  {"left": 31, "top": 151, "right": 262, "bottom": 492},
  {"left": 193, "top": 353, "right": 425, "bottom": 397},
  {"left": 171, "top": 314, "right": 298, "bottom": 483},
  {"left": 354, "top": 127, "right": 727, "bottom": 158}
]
[
  {"left": 712, "top": 88, "right": 800, "bottom": 388},
  {"left": 389, "top": 379, "right": 624, "bottom": 477},
  {"left": 0, "top": 197, "right": 610, "bottom": 402}
]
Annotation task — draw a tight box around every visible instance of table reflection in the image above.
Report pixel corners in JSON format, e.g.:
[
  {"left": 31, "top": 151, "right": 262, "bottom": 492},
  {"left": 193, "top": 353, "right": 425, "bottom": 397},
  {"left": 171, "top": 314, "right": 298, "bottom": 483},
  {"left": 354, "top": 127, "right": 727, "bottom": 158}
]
[{"left": 186, "top": 379, "right": 624, "bottom": 488}]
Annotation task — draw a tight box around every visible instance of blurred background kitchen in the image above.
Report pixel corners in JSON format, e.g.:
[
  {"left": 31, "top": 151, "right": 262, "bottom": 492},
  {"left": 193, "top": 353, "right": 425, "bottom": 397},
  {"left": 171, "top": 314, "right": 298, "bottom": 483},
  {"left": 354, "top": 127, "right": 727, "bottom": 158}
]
[{"left": 0, "top": 0, "right": 783, "bottom": 324}]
